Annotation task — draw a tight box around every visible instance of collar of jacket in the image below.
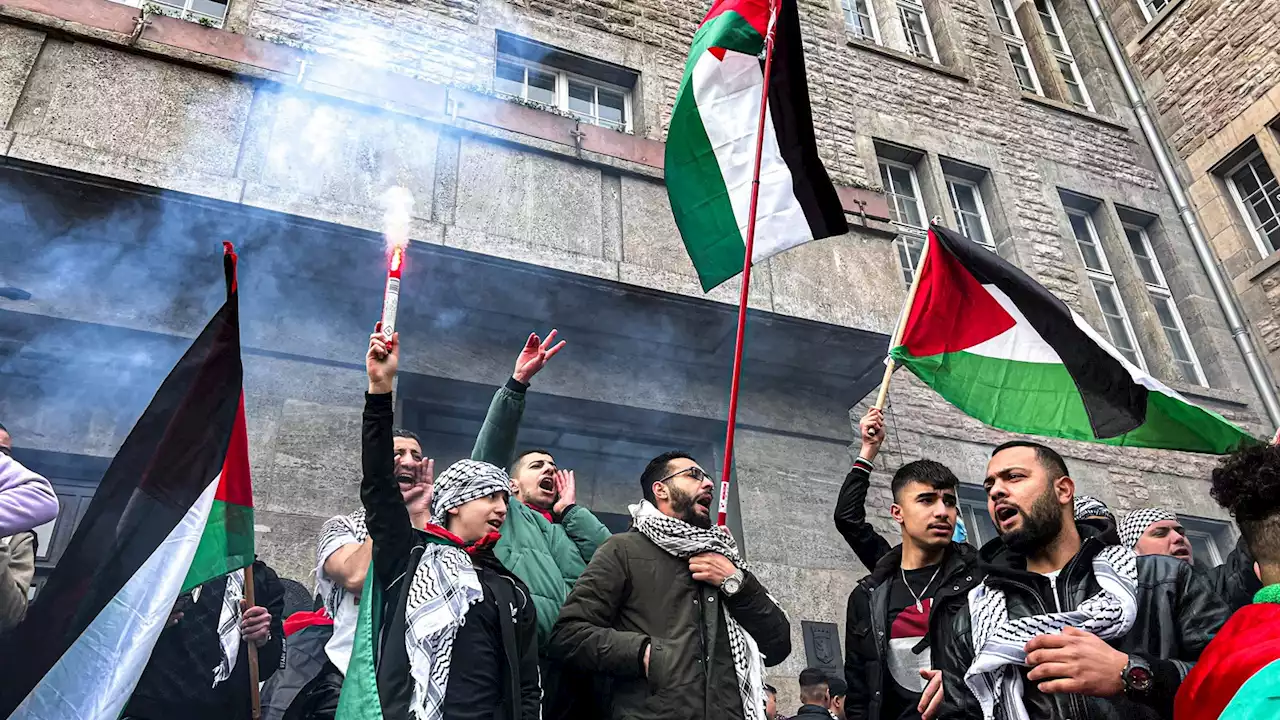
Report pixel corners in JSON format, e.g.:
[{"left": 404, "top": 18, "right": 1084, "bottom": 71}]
[
  {"left": 859, "top": 541, "right": 977, "bottom": 591},
  {"left": 977, "top": 520, "right": 1107, "bottom": 588}
]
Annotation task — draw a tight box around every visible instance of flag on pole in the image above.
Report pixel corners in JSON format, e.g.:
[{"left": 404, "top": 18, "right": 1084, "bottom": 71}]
[
  {"left": 665, "top": 0, "right": 848, "bottom": 292},
  {"left": 888, "top": 224, "right": 1258, "bottom": 454},
  {"left": 0, "top": 243, "right": 252, "bottom": 719}
]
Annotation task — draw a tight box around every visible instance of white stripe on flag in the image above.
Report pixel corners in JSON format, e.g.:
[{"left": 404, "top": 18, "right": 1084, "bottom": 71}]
[
  {"left": 692, "top": 49, "right": 816, "bottom": 264},
  {"left": 11, "top": 475, "right": 220, "bottom": 720}
]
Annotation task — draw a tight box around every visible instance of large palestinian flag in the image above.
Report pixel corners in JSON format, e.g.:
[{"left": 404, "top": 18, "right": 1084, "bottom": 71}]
[
  {"left": 0, "top": 243, "right": 254, "bottom": 719},
  {"left": 889, "top": 224, "right": 1257, "bottom": 453},
  {"left": 665, "top": 0, "right": 848, "bottom": 292}
]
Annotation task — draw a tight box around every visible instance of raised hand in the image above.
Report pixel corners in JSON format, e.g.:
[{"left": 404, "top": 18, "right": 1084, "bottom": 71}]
[
  {"left": 512, "top": 329, "right": 567, "bottom": 385},
  {"left": 860, "top": 406, "right": 886, "bottom": 461},
  {"left": 553, "top": 469, "right": 577, "bottom": 515},
  {"left": 367, "top": 324, "right": 399, "bottom": 394}
]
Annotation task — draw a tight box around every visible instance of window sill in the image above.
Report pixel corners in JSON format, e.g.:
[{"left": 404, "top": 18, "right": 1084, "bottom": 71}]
[
  {"left": 1020, "top": 92, "right": 1128, "bottom": 132},
  {"left": 845, "top": 36, "right": 970, "bottom": 83},
  {"left": 1133, "top": 0, "right": 1188, "bottom": 45},
  {"left": 1245, "top": 247, "right": 1280, "bottom": 282}
]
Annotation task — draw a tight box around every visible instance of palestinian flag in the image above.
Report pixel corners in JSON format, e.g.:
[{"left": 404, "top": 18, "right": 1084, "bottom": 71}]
[
  {"left": 1173, "top": 598, "right": 1280, "bottom": 719},
  {"left": 665, "top": 0, "right": 848, "bottom": 292},
  {"left": 888, "top": 224, "right": 1257, "bottom": 453},
  {"left": 0, "top": 243, "right": 253, "bottom": 719}
]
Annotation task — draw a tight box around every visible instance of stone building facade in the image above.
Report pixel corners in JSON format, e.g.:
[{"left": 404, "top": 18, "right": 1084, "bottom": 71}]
[
  {"left": 0, "top": 0, "right": 1267, "bottom": 709},
  {"left": 1102, "top": 0, "right": 1280, "bottom": 382}
]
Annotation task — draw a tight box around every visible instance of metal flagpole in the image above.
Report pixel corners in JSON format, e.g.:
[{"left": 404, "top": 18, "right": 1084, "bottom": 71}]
[{"left": 717, "top": 0, "right": 780, "bottom": 527}]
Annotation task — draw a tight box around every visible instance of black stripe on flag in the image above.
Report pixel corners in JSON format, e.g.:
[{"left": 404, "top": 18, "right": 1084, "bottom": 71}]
[
  {"left": 765, "top": 0, "right": 848, "bottom": 240},
  {"left": 930, "top": 223, "right": 1147, "bottom": 438},
  {"left": 0, "top": 248, "right": 244, "bottom": 713}
]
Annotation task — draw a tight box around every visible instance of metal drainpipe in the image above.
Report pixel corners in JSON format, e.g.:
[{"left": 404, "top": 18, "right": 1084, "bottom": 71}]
[{"left": 1085, "top": 0, "right": 1280, "bottom": 428}]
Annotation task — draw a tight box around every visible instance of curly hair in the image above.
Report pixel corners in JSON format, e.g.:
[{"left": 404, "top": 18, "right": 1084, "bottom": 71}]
[{"left": 1210, "top": 443, "right": 1280, "bottom": 564}]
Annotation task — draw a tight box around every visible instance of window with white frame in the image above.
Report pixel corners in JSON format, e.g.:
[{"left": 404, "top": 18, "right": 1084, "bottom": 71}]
[
  {"left": 879, "top": 152, "right": 929, "bottom": 284},
  {"left": 1124, "top": 223, "right": 1206, "bottom": 385},
  {"left": 989, "top": 0, "right": 1042, "bottom": 94},
  {"left": 109, "top": 0, "right": 228, "bottom": 26},
  {"left": 1136, "top": 0, "right": 1170, "bottom": 22},
  {"left": 1035, "top": 0, "right": 1093, "bottom": 111},
  {"left": 946, "top": 176, "right": 996, "bottom": 250},
  {"left": 841, "top": 0, "right": 881, "bottom": 43},
  {"left": 1066, "top": 209, "right": 1145, "bottom": 368},
  {"left": 1225, "top": 151, "right": 1280, "bottom": 256},
  {"left": 493, "top": 33, "right": 637, "bottom": 133},
  {"left": 897, "top": 0, "right": 939, "bottom": 62}
]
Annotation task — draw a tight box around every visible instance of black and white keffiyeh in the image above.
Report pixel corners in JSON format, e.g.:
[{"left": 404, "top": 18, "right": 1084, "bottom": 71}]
[
  {"left": 408, "top": 459, "right": 511, "bottom": 720},
  {"left": 202, "top": 568, "right": 244, "bottom": 687},
  {"left": 316, "top": 508, "right": 367, "bottom": 620},
  {"left": 1118, "top": 507, "right": 1178, "bottom": 548},
  {"left": 628, "top": 499, "right": 770, "bottom": 720},
  {"left": 962, "top": 544, "right": 1138, "bottom": 720},
  {"left": 1072, "top": 494, "right": 1114, "bottom": 524}
]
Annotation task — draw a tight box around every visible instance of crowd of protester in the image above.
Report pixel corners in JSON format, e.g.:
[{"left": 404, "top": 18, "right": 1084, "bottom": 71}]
[{"left": 1, "top": 329, "right": 1278, "bottom": 720}]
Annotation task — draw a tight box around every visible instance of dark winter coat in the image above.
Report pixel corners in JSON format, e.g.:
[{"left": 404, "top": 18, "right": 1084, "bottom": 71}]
[
  {"left": 937, "top": 524, "right": 1230, "bottom": 720},
  {"left": 834, "top": 458, "right": 893, "bottom": 574},
  {"left": 844, "top": 542, "right": 979, "bottom": 720},
  {"left": 1206, "top": 535, "right": 1263, "bottom": 613},
  {"left": 548, "top": 529, "right": 792, "bottom": 720}
]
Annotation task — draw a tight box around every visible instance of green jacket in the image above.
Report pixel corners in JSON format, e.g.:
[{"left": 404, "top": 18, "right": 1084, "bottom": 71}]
[{"left": 470, "top": 378, "right": 613, "bottom": 646}]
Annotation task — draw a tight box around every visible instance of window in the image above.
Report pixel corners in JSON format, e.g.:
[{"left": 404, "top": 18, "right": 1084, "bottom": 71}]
[
  {"left": 1066, "top": 208, "right": 1145, "bottom": 368},
  {"left": 1124, "top": 223, "right": 1206, "bottom": 385},
  {"left": 493, "top": 33, "right": 638, "bottom": 133},
  {"left": 1225, "top": 151, "right": 1280, "bottom": 256},
  {"left": 1178, "top": 515, "right": 1237, "bottom": 572},
  {"left": 841, "top": 0, "right": 881, "bottom": 43},
  {"left": 897, "top": 0, "right": 939, "bottom": 61},
  {"left": 1035, "top": 0, "right": 1093, "bottom": 111},
  {"left": 1137, "top": 0, "right": 1170, "bottom": 21},
  {"left": 990, "top": 0, "right": 1042, "bottom": 94},
  {"left": 879, "top": 155, "right": 929, "bottom": 284},
  {"left": 946, "top": 177, "right": 996, "bottom": 250},
  {"left": 957, "top": 484, "right": 998, "bottom": 548},
  {"left": 108, "top": 0, "right": 228, "bottom": 26}
]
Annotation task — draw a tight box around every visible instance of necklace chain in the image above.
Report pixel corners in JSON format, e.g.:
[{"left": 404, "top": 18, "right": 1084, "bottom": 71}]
[{"left": 901, "top": 564, "right": 942, "bottom": 613}]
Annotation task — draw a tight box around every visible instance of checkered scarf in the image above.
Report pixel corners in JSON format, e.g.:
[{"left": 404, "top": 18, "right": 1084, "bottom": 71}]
[
  {"left": 1119, "top": 507, "right": 1178, "bottom": 548},
  {"left": 192, "top": 569, "right": 245, "bottom": 687},
  {"left": 406, "top": 459, "right": 510, "bottom": 720},
  {"left": 962, "top": 544, "right": 1138, "bottom": 720},
  {"left": 317, "top": 508, "right": 368, "bottom": 620},
  {"left": 1072, "top": 494, "right": 1113, "bottom": 524},
  {"left": 628, "top": 500, "right": 769, "bottom": 720}
]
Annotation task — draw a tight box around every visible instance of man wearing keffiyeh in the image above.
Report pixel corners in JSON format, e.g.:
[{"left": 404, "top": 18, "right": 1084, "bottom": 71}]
[
  {"left": 934, "top": 440, "right": 1229, "bottom": 720},
  {"left": 548, "top": 451, "right": 791, "bottom": 720},
  {"left": 1119, "top": 508, "right": 1194, "bottom": 564},
  {"left": 338, "top": 328, "right": 539, "bottom": 720}
]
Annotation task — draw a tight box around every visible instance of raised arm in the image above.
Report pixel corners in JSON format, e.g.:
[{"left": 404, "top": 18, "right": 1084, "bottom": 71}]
[
  {"left": 362, "top": 330, "right": 414, "bottom": 587},
  {"left": 833, "top": 407, "right": 892, "bottom": 572},
  {"left": 471, "top": 330, "right": 566, "bottom": 468}
]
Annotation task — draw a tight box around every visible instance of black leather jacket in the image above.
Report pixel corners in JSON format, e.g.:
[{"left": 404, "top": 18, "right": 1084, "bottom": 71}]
[
  {"left": 844, "top": 542, "right": 979, "bottom": 720},
  {"left": 937, "top": 524, "right": 1229, "bottom": 720},
  {"left": 1206, "top": 535, "right": 1262, "bottom": 613}
]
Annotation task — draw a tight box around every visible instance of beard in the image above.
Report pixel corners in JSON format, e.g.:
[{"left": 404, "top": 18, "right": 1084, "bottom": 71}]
[
  {"left": 670, "top": 484, "right": 711, "bottom": 530},
  {"left": 999, "top": 485, "right": 1063, "bottom": 555}
]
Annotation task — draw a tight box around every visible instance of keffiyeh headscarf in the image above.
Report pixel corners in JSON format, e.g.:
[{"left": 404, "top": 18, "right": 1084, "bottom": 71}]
[
  {"left": 1073, "top": 494, "right": 1114, "bottom": 524},
  {"left": 963, "top": 544, "right": 1138, "bottom": 720},
  {"left": 408, "top": 459, "right": 510, "bottom": 720},
  {"left": 1119, "top": 507, "right": 1178, "bottom": 548},
  {"left": 628, "top": 499, "right": 772, "bottom": 720}
]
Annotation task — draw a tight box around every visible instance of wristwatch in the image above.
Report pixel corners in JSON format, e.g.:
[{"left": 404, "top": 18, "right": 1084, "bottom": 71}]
[
  {"left": 1122, "top": 655, "right": 1153, "bottom": 697},
  {"left": 721, "top": 569, "right": 745, "bottom": 596}
]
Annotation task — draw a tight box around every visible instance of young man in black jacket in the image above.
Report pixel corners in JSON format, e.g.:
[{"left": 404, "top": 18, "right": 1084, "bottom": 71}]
[
  {"left": 837, "top": 408, "right": 978, "bottom": 720},
  {"left": 937, "top": 440, "right": 1229, "bottom": 720},
  {"left": 359, "top": 328, "right": 540, "bottom": 719}
]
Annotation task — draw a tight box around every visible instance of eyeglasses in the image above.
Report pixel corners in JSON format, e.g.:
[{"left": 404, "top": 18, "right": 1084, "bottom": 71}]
[{"left": 657, "top": 465, "right": 713, "bottom": 485}]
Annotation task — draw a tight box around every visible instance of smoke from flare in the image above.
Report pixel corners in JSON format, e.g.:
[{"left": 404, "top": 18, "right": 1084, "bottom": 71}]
[{"left": 381, "top": 185, "right": 414, "bottom": 250}]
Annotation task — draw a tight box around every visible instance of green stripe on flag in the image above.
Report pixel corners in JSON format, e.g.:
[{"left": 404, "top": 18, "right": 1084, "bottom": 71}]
[
  {"left": 181, "top": 499, "right": 254, "bottom": 592},
  {"left": 336, "top": 558, "right": 384, "bottom": 720},
  {"left": 891, "top": 347, "right": 1256, "bottom": 454},
  {"left": 666, "top": 10, "right": 769, "bottom": 291}
]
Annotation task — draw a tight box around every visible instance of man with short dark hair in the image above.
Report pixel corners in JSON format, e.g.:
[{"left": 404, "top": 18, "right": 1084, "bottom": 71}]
[
  {"left": 937, "top": 440, "right": 1229, "bottom": 720},
  {"left": 838, "top": 409, "right": 977, "bottom": 720},
  {"left": 550, "top": 451, "right": 791, "bottom": 720},
  {"left": 764, "top": 683, "right": 780, "bottom": 720},
  {"left": 827, "top": 674, "right": 848, "bottom": 720},
  {"left": 1175, "top": 443, "right": 1280, "bottom": 718},
  {"left": 795, "top": 667, "right": 833, "bottom": 719}
]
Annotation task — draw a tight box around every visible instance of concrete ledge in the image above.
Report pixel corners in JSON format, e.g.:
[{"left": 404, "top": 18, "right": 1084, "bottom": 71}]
[
  {"left": 1020, "top": 92, "right": 1130, "bottom": 132},
  {"left": 846, "top": 36, "right": 971, "bottom": 83}
]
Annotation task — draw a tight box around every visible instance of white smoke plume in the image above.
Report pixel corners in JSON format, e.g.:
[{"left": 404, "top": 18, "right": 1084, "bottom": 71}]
[{"left": 381, "top": 185, "right": 414, "bottom": 250}]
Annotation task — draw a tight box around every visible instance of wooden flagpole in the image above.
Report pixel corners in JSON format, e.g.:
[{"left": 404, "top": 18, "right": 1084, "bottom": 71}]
[
  {"left": 717, "top": 0, "right": 780, "bottom": 527},
  {"left": 244, "top": 564, "right": 261, "bottom": 720},
  {"left": 870, "top": 226, "right": 933, "bottom": 422}
]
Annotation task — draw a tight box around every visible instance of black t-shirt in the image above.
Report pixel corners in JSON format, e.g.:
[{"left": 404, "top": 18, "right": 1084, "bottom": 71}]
[{"left": 880, "top": 564, "right": 941, "bottom": 720}]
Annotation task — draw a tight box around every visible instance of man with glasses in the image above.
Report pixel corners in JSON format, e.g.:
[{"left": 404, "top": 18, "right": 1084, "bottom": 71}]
[{"left": 550, "top": 451, "right": 791, "bottom": 720}]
